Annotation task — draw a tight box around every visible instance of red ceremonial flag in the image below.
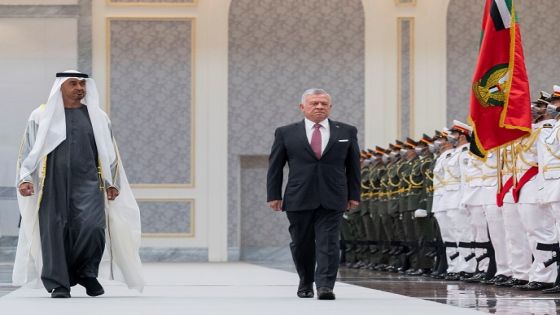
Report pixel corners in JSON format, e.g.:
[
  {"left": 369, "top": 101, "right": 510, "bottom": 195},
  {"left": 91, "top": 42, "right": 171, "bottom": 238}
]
[{"left": 468, "top": 0, "right": 531, "bottom": 158}]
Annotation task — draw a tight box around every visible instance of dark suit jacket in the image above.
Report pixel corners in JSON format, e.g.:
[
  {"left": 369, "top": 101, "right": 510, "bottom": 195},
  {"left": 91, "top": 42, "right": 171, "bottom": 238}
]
[{"left": 266, "top": 119, "right": 361, "bottom": 211}]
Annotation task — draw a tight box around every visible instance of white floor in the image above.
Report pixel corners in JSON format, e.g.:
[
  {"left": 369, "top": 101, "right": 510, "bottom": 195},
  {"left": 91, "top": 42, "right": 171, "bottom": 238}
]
[{"left": 0, "top": 262, "right": 486, "bottom": 315}]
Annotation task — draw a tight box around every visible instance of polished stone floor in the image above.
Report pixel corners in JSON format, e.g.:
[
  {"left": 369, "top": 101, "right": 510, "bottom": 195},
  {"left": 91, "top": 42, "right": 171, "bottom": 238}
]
[
  {"left": 337, "top": 266, "right": 560, "bottom": 314},
  {"left": 0, "top": 264, "right": 16, "bottom": 298},
  {"left": 256, "top": 261, "right": 560, "bottom": 314},
  {"left": 0, "top": 263, "right": 485, "bottom": 315},
  {"left": 3, "top": 257, "right": 560, "bottom": 313}
]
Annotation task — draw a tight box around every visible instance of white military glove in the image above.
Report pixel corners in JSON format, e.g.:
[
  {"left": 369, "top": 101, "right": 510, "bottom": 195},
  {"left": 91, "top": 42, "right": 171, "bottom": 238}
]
[{"left": 414, "top": 209, "right": 428, "bottom": 218}]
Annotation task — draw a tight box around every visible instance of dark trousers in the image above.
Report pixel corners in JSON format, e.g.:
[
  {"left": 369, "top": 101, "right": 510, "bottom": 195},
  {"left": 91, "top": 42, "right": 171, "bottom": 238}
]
[
  {"left": 415, "top": 215, "right": 437, "bottom": 269},
  {"left": 286, "top": 207, "right": 344, "bottom": 289}
]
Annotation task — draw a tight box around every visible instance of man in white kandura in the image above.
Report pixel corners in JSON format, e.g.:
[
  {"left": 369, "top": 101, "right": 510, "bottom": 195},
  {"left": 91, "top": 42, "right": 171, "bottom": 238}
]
[{"left": 14, "top": 70, "right": 144, "bottom": 298}]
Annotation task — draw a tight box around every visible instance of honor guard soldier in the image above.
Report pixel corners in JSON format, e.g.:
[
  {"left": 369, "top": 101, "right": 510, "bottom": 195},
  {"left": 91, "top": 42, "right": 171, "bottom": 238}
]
[
  {"left": 361, "top": 149, "right": 381, "bottom": 269},
  {"left": 535, "top": 88, "right": 560, "bottom": 293},
  {"left": 428, "top": 131, "right": 449, "bottom": 278},
  {"left": 409, "top": 135, "right": 439, "bottom": 276},
  {"left": 473, "top": 149, "right": 512, "bottom": 286},
  {"left": 460, "top": 139, "right": 497, "bottom": 283},
  {"left": 340, "top": 150, "right": 370, "bottom": 267},
  {"left": 398, "top": 138, "right": 423, "bottom": 274},
  {"left": 445, "top": 121, "right": 477, "bottom": 280},
  {"left": 368, "top": 147, "right": 390, "bottom": 270},
  {"left": 497, "top": 138, "right": 532, "bottom": 288},
  {"left": 433, "top": 127, "right": 465, "bottom": 280},
  {"left": 386, "top": 141, "right": 406, "bottom": 272},
  {"left": 344, "top": 150, "right": 372, "bottom": 268},
  {"left": 376, "top": 148, "right": 397, "bottom": 271},
  {"left": 498, "top": 98, "right": 558, "bottom": 290}
]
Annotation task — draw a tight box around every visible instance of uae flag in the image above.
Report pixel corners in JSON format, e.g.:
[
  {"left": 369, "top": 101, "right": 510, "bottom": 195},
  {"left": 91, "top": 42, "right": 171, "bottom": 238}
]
[{"left": 468, "top": 0, "right": 531, "bottom": 158}]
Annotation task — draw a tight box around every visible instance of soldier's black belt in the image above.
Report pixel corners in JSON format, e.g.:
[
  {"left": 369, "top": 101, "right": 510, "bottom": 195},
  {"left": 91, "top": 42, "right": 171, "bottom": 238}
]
[
  {"left": 458, "top": 242, "right": 476, "bottom": 249},
  {"left": 444, "top": 241, "right": 458, "bottom": 248},
  {"left": 536, "top": 243, "right": 560, "bottom": 251},
  {"left": 475, "top": 241, "right": 493, "bottom": 249}
]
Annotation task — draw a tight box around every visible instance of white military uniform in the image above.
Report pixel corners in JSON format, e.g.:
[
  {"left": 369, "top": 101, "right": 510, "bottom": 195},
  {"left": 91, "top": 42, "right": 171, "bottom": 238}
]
[
  {"left": 435, "top": 143, "right": 475, "bottom": 273},
  {"left": 500, "top": 142, "right": 532, "bottom": 281},
  {"left": 478, "top": 153, "right": 513, "bottom": 278},
  {"left": 503, "top": 121, "right": 558, "bottom": 283},
  {"left": 461, "top": 152, "right": 495, "bottom": 274},
  {"left": 538, "top": 119, "right": 560, "bottom": 222},
  {"left": 432, "top": 147, "right": 458, "bottom": 273},
  {"left": 536, "top": 119, "right": 560, "bottom": 280}
]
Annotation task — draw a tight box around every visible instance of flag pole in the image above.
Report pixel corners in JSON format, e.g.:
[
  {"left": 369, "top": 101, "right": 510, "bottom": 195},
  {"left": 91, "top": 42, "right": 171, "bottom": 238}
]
[{"left": 497, "top": 147, "right": 502, "bottom": 195}]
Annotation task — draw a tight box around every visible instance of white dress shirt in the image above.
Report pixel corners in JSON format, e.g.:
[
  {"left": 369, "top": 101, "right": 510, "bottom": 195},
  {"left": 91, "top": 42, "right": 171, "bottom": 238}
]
[{"left": 304, "top": 118, "right": 330, "bottom": 154}]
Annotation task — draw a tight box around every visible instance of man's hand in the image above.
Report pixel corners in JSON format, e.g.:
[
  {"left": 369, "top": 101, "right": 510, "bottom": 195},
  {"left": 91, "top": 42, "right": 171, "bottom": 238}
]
[
  {"left": 346, "top": 200, "right": 359, "bottom": 211},
  {"left": 107, "top": 187, "right": 119, "bottom": 201},
  {"left": 268, "top": 200, "right": 283, "bottom": 211},
  {"left": 18, "top": 182, "right": 34, "bottom": 197}
]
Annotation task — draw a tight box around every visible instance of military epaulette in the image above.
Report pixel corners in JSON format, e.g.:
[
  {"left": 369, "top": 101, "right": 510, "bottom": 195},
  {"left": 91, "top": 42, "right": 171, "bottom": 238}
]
[{"left": 543, "top": 123, "right": 553, "bottom": 128}]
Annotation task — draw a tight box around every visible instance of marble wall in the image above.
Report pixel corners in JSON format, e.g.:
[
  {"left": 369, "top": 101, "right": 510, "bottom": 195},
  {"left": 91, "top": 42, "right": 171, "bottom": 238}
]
[
  {"left": 138, "top": 200, "right": 193, "bottom": 235},
  {"left": 108, "top": 19, "right": 194, "bottom": 186},
  {"left": 228, "top": 0, "right": 365, "bottom": 259},
  {"left": 107, "top": 18, "right": 194, "bottom": 238},
  {"left": 447, "top": 0, "right": 560, "bottom": 125}
]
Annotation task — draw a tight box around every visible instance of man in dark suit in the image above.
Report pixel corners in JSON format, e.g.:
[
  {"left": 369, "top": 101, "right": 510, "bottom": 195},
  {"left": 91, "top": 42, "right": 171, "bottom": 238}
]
[{"left": 267, "top": 88, "right": 361, "bottom": 300}]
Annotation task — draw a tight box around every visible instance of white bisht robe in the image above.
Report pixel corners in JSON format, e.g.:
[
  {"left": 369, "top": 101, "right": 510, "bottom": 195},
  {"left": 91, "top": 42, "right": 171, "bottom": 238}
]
[{"left": 13, "top": 71, "right": 144, "bottom": 292}]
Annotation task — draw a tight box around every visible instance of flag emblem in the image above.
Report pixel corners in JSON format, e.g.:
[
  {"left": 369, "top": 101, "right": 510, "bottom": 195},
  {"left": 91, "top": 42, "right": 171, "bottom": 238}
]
[{"left": 472, "top": 63, "right": 509, "bottom": 107}]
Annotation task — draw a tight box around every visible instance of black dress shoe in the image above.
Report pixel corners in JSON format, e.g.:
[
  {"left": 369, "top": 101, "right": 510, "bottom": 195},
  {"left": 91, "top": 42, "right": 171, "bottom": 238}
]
[
  {"left": 496, "top": 278, "right": 528, "bottom": 287},
  {"left": 78, "top": 277, "right": 105, "bottom": 297},
  {"left": 463, "top": 272, "right": 486, "bottom": 283},
  {"left": 490, "top": 275, "right": 511, "bottom": 286},
  {"left": 515, "top": 281, "right": 554, "bottom": 291},
  {"left": 458, "top": 272, "right": 474, "bottom": 281},
  {"left": 374, "top": 264, "right": 387, "bottom": 271},
  {"left": 480, "top": 276, "right": 496, "bottom": 285},
  {"left": 297, "top": 289, "right": 314, "bottom": 298},
  {"left": 346, "top": 262, "right": 357, "bottom": 268},
  {"left": 542, "top": 285, "right": 560, "bottom": 294},
  {"left": 409, "top": 268, "right": 430, "bottom": 276},
  {"left": 51, "top": 287, "right": 71, "bottom": 298},
  {"left": 445, "top": 272, "right": 460, "bottom": 281},
  {"left": 353, "top": 261, "right": 366, "bottom": 269},
  {"left": 388, "top": 266, "right": 399, "bottom": 273},
  {"left": 432, "top": 272, "right": 446, "bottom": 280},
  {"left": 317, "top": 287, "right": 335, "bottom": 300},
  {"left": 397, "top": 267, "right": 409, "bottom": 274},
  {"left": 297, "top": 281, "right": 314, "bottom": 298}
]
